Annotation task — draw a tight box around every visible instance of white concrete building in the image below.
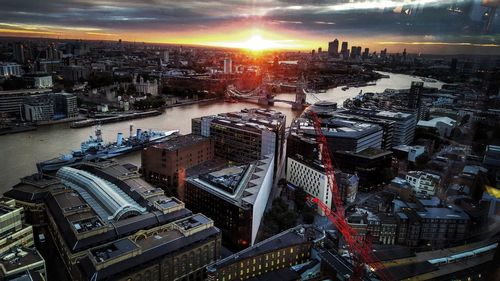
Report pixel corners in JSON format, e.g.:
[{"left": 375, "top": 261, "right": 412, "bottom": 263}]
[
  {"left": 405, "top": 171, "right": 441, "bottom": 197},
  {"left": 0, "top": 63, "right": 22, "bottom": 77},
  {"left": 286, "top": 155, "right": 358, "bottom": 215},
  {"left": 417, "top": 117, "right": 457, "bottom": 137}
]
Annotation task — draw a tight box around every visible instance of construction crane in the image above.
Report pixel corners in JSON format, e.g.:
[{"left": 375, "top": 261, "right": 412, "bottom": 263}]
[{"left": 308, "top": 111, "right": 391, "bottom": 281}]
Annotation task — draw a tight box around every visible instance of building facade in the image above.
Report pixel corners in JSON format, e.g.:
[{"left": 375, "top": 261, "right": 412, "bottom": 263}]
[
  {"left": 192, "top": 108, "right": 286, "bottom": 172},
  {"left": 206, "top": 225, "right": 324, "bottom": 281},
  {"left": 141, "top": 134, "right": 215, "bottom": 199},
  {"left": 4, "top": 161, "right": 221, "bottom": 281},
  {"left": 0, "top": 63, "right": 22, "bottom": 77},
  {"left": 0, "top": 198, "right": 46, "bottom": 280},
  {"left": 405, "top": 171, "right": 441, "bottom": 197},
  {"left": 185, "top": 155, "right": 274, "bottom": 250},
  {"left": 286, "top": 154, "right": 358, "bottom": 215},
  {"left": 339, "top": 108, "right": 416, "bottom": 147}
]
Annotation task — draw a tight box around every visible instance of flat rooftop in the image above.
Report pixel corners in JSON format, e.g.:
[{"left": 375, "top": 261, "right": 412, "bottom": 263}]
[
  {"left": 417, "top": 207, "right": 469, "bottom": 220},
  {"left": 196, "top": 108, "right": 286, "bottom": 133},
  {"left": 80, "top": 214, "right": 219, "bottom": 280},
  {"left": 0, "top": 247, "right": 45, "bottom": 276},
  {"left": 151, "top": 134, "right": 209, "bottom": 151},
  {"left": 187, "top": 155, "right": 274, "bottom": 208}
]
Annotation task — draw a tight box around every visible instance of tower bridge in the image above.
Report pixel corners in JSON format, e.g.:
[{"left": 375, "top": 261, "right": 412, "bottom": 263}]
[{"left": 226, "top": 75, "right": 307, "bottom": 110}]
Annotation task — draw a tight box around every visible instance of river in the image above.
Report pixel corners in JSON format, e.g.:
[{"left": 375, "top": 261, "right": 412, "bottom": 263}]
[{"left": 0, "top": 71, "right": 443, "bottom": 192}]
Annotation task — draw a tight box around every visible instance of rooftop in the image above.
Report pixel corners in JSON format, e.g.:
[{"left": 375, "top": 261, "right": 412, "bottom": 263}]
[
  {"left": 290, "top": 116, "right": 382, "bottom": 140},
  {"left": 187, "top": 154, "right": 274, "bottom": 208},
  {"left": 195, "top": 108, "right": 286, "bottom": 133},
  {"left": 79, "top": 214, "right": 219, "bottom": 280},
  {"left": 0, "top": 247, "right": 45, "bottom": 277},
  {"left": 340, "top": 108, "right": 414, "bottom": 121},
  {"left": 207, "top": 225, "right": 323, "bottom": 270},
  {"left": 5, "top": 160, "right": 191, "bottom": 253},
  {"left": 151, "top": 134, "right": 209, "bottom": 151},
  {"left": 417, "top": 207, "right": 469, "bottom": 220}
]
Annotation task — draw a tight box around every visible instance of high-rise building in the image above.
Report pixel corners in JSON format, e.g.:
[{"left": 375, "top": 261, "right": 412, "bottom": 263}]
[
  {"left": 341, "top": 41, "right": 349, "bottom": 58},
  {"left": 13, "top": 43, "right": 25, "bottom": 64},
  {"left": 408, "top": 81, "right": 424, "bottom": 121},
  {"left": 0, "top": 198, "right": 46, "bottom": 280},
  {"left": 339, "top": 108, "right": 417, "bottom": 146},
  {"left": 185, "top": 155, "right": 274, "bottom": 250},
  {"left": 363, "top": 47, "right": 370, "bottom": 59},
  {"left": 318, "top": 47, "right": 322, "bottom": 54},
  {"left": 328, "top": 38, "right": 339, "bottom": 57},
  {"left": 4, "top": 161, "right": 221, "bottom": 281},
  {"left": 288, "top": 112, "right": 384, "bottom": 160},
  {"left": 192, "top": 108, "right": 286, "bottom": 172},
  {"left": 223, "top": 58, "right": 232, "bottom": 74}
]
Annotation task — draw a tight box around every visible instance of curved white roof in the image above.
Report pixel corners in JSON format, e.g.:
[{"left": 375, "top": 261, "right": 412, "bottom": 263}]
[{"left": 57, "top": 167, "right": 146, "bottom": 221}]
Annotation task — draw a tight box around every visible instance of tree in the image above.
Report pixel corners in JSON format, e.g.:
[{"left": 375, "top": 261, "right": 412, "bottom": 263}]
[
  {"left": 1, "top": 76, "right": 27, "bottom": 90},
  {"left": 460, "top": 115, "right": 470, "bottom": 126}
]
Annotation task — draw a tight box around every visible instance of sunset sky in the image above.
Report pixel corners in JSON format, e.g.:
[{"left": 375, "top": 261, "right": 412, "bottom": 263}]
[{"left": 0, "top": 0, "right": 499, "bottom": 54}]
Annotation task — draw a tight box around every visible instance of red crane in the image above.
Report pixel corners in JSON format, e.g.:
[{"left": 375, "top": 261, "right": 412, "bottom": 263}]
[{"left": 308, "top": 111, "right": 391, "bottom": 281}]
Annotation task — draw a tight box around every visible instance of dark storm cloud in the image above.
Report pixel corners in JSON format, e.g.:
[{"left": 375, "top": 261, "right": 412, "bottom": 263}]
[{"left": 0, "top": 0, "right": 498, "bottom": 45}]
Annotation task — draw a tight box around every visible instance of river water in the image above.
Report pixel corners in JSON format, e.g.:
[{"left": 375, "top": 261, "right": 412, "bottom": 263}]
[{"left": 0, "top": 71, "right": 443, "bottom": 192}]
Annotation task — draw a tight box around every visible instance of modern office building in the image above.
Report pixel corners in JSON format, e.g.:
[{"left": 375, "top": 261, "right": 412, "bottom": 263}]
[
  {"left": 332, "top": 111, "right": 396, "bottom": 150},
  {"left": 328, "top": 38, "right": 339, "bottom": 57},
  {"left": 0, "top": 198, "right": 46, "bottom": 280},
  {"left": 286, "top": 154, "right": 358, "bottom": 215},
  {"left": 54, "top": 92, "right": 78, "bottom": 119},
  {"left": 288, "top": 115, "right": 383, "bottom": 161},
  {"left": 334, "top": 148, "right": 394, "bottom": 191},
  {"left": 0, "top": 89, "right": 52, "bottom": 118},
  {"left": 185, "top": 155, "right": 274, "bottom": 250},
  {"left": 4, "top": 161, "right": 221, "bottom": 281},
  {"left": 405, "top": 171, "right": 441, "bottom": 197},
  {"left": 0, "top": 63, "right": 22, "bottom": 77},
  {"left": 23, "top": 94, "right": 54, "bottom": 122},
  {"left": 192, "top": 108, "right": 286, "bottom": 171},
  {"left": 339, "top": 108, "right": 416, "bottom": 146},
  {"left": 141, "top": 134, "right": 215, "bottom": 199},
  {"left": 206, "top": 225, "right": 325, "bottom": 281},
  {"left": 408, "top": 81, "right": 424, "bottom": 121},
  {"left": 340, "top": 41, "right": 349, "bottom": 58}
]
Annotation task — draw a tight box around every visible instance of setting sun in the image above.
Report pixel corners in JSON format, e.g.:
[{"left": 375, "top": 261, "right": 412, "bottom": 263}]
[
  {"left": 199, "top": 29, "right": 305, "bottom": 51},
  {"left": 244, "top": 35, "right": 275, "bottom": 51}
]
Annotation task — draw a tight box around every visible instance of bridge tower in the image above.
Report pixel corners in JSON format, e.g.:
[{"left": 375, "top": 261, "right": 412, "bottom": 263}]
[
  {"left": 258, "top": 73, "right": 274, "bottom": 106},
  {"left": 293, "top": 74, "right": 307, "bottom": 110}
]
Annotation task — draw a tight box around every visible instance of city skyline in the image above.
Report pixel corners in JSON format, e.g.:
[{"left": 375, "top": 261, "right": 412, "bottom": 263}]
[{"left": 0, "top": 0, "right": 499, "bottom": 54}]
